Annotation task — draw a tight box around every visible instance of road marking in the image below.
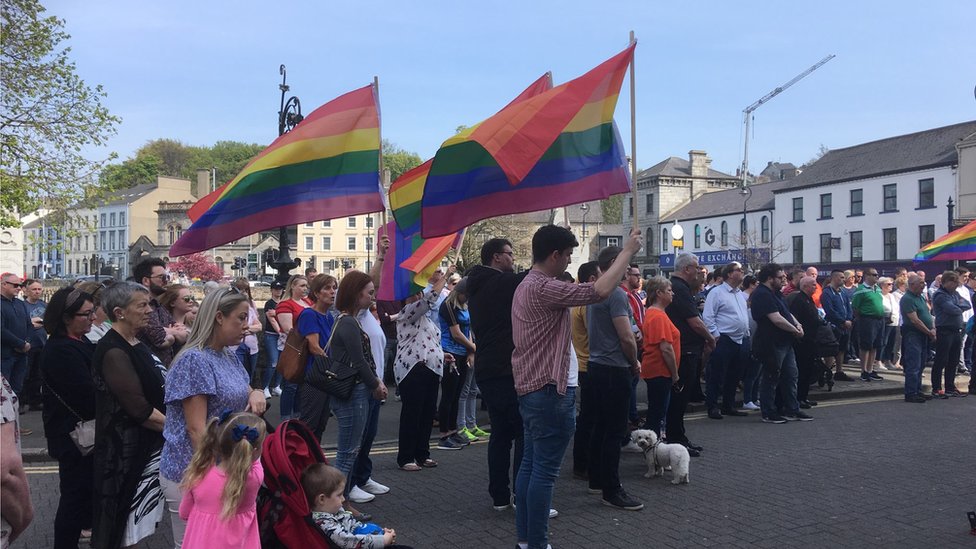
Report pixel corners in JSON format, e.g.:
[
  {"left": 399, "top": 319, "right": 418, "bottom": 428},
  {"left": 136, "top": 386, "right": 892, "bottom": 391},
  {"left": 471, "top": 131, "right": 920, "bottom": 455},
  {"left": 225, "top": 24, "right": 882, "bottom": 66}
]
[
  {"left": 25, "top": 466, "right": 59, "bottom": 475},
  {"left": 321, "top": 439, "right": 488, "bottom": 457}
]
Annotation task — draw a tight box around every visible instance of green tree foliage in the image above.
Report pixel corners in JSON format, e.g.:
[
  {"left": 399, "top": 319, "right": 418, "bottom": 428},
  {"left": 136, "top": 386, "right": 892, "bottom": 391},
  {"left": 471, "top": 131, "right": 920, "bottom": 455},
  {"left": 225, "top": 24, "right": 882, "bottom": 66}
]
[
  {"left": 382, "top": 139, "right": 422, "bottom": 182},
  {"left": 99, "top": 139, "right": 264, "bottom": 190},
  {"left": 601, "top": 194, "right": 623, "bottom": 224},
  {"left": 1, "top": 0, "right": 121, "bottom": 227}
]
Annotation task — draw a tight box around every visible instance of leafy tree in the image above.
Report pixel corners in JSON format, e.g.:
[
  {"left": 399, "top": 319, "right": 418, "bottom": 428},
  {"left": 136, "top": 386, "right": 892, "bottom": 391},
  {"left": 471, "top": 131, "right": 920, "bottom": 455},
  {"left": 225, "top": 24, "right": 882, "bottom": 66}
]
[
  {"left": 1, "top": 0, "right": 120, "bottom": 227},
  {"left": 382, "top": 139, "right": 422, "bottom": 182},
  {"left": 99, "top": 139, "right": 264, "bottom": 190},
  {"left": 168, "top": 252, "right": 223, "bottom": 281},
  {"left": 601, "top": 195, "right": 623, "bottom": 224},
  {"left": 97, "top": 155, "right": 161, "bottom": 189}
]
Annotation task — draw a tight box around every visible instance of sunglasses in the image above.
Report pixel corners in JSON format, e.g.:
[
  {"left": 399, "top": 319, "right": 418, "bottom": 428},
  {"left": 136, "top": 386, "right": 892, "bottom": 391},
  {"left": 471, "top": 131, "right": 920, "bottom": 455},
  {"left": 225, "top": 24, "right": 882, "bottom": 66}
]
[
  {"left": 181, "top": 296, "right": 197, "bottom": 303},
  {"left": 74, "top": 309, "right": 96, "bottom": 318},
  {"left": 3, "top": 281, "right": 24, "bottom": 288},
  {"left": 149, "top": 273, "right": 170, "bottom": 283}
]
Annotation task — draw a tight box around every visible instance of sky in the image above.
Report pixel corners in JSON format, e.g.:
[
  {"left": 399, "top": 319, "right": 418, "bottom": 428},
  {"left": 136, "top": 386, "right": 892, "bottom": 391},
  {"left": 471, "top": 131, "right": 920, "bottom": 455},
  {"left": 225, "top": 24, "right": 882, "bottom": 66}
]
[{"left": 45, "top": 0, "right": 976, "bottom": 180}]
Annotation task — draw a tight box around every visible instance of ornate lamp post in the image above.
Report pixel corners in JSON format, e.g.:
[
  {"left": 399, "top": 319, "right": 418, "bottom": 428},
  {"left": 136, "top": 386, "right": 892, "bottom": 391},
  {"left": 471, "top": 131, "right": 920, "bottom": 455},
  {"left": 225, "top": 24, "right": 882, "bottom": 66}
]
[{"left": 270, "top": 65, "right": 305, "bottom": 284}]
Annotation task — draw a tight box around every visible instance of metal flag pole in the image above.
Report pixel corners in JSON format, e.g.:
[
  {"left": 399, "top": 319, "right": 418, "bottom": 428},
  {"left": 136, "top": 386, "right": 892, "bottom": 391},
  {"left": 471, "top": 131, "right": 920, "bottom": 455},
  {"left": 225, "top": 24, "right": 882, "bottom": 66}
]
[{"left": 629, "top": 30, "right": 639, "bottom": 233}]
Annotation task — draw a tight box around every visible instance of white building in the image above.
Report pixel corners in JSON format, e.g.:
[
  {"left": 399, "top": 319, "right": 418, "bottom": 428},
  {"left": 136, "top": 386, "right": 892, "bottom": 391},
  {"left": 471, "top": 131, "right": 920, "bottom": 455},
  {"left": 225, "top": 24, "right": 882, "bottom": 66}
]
[
  {"left": 296, "top": 214, "right": 382, "bottom": 275},
  {"left": 773, "top": 120, "right": 976, "bottom": 273}
]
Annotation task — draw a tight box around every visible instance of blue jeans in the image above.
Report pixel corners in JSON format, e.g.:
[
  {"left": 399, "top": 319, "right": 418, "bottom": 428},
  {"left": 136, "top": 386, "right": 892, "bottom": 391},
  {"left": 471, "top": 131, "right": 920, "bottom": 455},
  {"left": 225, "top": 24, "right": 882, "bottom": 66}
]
[
  {"left": 643, "top": 377, "right": 671, "bottom": 435},
  {"left": 880, "top": 324, "right": 897, "bottom": 363},
  {"left": 1, "top": 354, "right": 28, "bottom": 395},
  {"left": 456, "top": 366, "right": 479, "bottom": 429},
  {"left": 757, "top": 344, "right": 799, "bottom": 417},
  {"left": 741, "top": 337, "right": 761, "bottom": 403},
  {"left": 235, "top": 345, "right": 257, "bottom": 377},
  {"left": 263, "top": 333, "right": 281, "bottom": 389},
  {"left": 330, "top": 383, "right": 370, "bottom": 496},
  {"left": 515, "top": 385, "right": 576, "bottom": 549},
  {"left": 351, "top": 395, "right": 381, "bottom": 488},
  {"left": 279, "top": 381, "right": 300, "bottom": 419},
  {"left": 900, "top": 328, "right": 926, "bottom": 397}
]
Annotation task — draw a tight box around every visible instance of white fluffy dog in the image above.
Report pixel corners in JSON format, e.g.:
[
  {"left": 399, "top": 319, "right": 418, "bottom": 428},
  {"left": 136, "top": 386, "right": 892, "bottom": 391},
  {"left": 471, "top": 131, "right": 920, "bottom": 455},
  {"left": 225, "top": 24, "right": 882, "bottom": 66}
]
[{"left": 631, "top": 429, "right": 690, "bottom": 484}]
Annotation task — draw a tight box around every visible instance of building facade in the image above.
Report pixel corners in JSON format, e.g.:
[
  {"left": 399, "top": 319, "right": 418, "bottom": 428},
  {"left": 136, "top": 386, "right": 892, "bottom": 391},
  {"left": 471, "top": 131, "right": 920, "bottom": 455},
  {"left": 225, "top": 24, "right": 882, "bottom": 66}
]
[{"left": 295, "top": 214, "right": 382, "bottom": 275}]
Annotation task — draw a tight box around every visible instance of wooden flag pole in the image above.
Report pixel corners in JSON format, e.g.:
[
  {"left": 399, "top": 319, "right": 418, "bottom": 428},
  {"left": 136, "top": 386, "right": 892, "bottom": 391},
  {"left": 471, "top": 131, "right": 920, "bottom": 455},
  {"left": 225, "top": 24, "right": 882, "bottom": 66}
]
[
  {"left": 450, "top": 228, "right": 468, "bottom": 267},
  {"left": 629, "top": 30, "right": 638, "bottom": 233}
]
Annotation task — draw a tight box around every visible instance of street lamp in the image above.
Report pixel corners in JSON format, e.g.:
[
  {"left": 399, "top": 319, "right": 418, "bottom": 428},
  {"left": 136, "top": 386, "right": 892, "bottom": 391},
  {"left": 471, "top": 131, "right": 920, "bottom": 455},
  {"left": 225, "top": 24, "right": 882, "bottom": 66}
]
[
  {"left": 270, "top": 65, "right": 305, "bottom": 285},
  {"left": 740, "top": 184, "right": 753, "bottom": 247},
  {"left": 580, "top": 203, "right": 590, "bottom": 258}
]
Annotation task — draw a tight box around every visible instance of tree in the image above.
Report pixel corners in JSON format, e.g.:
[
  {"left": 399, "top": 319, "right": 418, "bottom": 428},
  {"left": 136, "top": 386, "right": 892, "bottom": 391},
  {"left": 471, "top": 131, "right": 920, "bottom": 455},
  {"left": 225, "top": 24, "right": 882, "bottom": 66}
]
[
  {"left": 1, "top": 0, "right": 121, "bottom": 227},
  {"left": 601, "top": 195, "right": 623, "bottom": 224},
  {"left": 382, "top": 139, "right": 422, "bottom": 182},
  {"left": 804, "top": 144, "right": 829, "bottom": 168},
  {"left": 168, "top": 252, "right": 223, "bottom": 281},
  {"left": 98, "top": 139, "right": 264, "bottom": 190}
]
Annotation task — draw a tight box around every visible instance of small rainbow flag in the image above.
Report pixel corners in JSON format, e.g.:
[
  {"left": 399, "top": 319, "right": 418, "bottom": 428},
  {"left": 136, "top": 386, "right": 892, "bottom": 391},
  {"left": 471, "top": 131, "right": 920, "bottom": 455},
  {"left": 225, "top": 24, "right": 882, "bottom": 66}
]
[
  {"left": 375, "top": 220, "right": 426, "bottom": 301},
  {"left": 420, "top": 44, "right": 635, "bottom": 238},
  {"left": 171, "top": 84, "right": 384, "bottom": 256},
  {"left": 914, "top": 219, "right": 976, "bottom": 262}
]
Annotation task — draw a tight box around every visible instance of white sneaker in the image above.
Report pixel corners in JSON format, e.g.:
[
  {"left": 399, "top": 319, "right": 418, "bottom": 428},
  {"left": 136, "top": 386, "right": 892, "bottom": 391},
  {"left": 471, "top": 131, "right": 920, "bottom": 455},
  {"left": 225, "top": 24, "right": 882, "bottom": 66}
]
[
  {"left": 742, "top": 401, "right": 761, "bottom": 411},
  {"left": 263, "top": 388, "right": 272, "bottom": 399},
  {"left": 621, "top": 441, "right": 642, "bottom": 453},
  {"left": 360, "top": 478, "right": 390, "bottom": 495},
  {"left": 549, "top": 508, "right": 558, "bottom": 519},
  {"left": 347, "top": 485, "right": 375, "bottom": 503},
  {"left": 272, "top": 386, "right": 283, "bottom": 396}
]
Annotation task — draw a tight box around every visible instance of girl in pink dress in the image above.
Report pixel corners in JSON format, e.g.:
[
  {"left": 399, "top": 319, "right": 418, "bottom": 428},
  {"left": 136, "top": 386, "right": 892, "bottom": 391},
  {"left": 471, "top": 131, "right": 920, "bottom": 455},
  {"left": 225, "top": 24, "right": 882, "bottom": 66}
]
[{"left": 178, "top": 412, "right": 266, "bottom": 549}]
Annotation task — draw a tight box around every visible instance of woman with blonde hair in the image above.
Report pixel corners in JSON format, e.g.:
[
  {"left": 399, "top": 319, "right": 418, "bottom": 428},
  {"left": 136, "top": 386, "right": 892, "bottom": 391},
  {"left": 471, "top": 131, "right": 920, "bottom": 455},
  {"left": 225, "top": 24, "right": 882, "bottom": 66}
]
[
  {"left": 276, "top": 275, "right": 310, "bottom": 419},
  {"left": 437, "top": 277, "right": 476, "bottom": 448},
  {"left": 158, "top": 284, "right": 197, "bottom": 356},
  {"left": 159, "top": 288, "right": 266, "bottom": 547}
]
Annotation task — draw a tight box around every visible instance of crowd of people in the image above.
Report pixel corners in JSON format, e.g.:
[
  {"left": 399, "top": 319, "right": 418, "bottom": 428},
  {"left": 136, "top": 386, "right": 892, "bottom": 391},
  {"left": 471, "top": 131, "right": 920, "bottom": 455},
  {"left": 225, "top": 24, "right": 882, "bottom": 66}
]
[{"left": 1, "top": 225, "right": 973, "bottom": 549}]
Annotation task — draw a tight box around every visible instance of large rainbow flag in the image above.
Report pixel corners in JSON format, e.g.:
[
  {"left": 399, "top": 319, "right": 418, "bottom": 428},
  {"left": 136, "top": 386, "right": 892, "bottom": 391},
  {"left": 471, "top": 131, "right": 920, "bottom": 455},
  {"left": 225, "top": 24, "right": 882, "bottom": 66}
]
[
  {"left": 914, "top": 219, "right": 976, "bottom": 262},
  {"left": 420, "top": 44, "right": 635, "bottom": 238},
  {"left": 171, "top": 84, "right": 384, "bottom": 256},
  {"left": 375, "top": 220, "right": 427, "bottom": 301}
]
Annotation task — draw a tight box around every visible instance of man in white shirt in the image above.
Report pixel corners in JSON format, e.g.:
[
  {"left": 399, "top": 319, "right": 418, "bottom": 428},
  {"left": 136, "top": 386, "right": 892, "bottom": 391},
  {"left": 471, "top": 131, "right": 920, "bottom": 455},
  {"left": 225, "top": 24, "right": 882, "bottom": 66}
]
[
  {"left": 702, "top": 262, "right": 751, "bottom": 419},
  {"left": 955, "top": 267, "right": 973, "bottom": 375}
]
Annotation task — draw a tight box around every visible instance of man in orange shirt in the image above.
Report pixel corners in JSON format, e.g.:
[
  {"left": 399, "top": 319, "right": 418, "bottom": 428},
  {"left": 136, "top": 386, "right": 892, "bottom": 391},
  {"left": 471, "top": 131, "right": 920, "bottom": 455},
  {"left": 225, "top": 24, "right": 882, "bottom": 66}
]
[{"left": 806, "top": 266, "right": 823, "bottom": 308}]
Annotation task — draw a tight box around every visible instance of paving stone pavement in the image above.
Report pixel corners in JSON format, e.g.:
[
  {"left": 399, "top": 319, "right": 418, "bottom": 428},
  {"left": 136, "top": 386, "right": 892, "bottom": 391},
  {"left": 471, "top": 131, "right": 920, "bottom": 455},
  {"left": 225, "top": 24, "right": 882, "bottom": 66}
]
[{"left": 14, "top": 394, "right": 975, "bottom": 548}]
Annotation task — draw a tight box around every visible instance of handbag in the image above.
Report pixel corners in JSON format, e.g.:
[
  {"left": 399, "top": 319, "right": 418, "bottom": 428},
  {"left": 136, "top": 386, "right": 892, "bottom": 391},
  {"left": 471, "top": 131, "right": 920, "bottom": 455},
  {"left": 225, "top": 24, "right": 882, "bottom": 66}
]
[
  {"left": 45, "top": 381, "right": 96, "bottom": 456},
  {"left": 277, "top": 326, "right": 310, "bottom": 383},
  {"left": 305, "top": 315, "right": 360, "bottom": 400}
]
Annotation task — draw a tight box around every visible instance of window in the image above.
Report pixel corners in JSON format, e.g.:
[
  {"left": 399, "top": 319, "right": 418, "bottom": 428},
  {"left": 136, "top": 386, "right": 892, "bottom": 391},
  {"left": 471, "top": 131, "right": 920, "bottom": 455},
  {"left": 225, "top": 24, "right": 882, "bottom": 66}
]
[
  {"left": 645, "top": 228, "right": 653, "bottom": 255},
  {"left": 918, "top": 179, "right": 934, "bottom": 209},
  {"left": 119, "top": 212, "right": 125, "bottom": 226},
  {"left": 109, "top": 231, "right": 116, "bottom": 250},
  {"left": 110, "top": 212, "right": 116, "bottom": 226},
  {"left": 118, "top": 230, "right": 124, "bottom": 246},
  {"left": 100, "top": 231, "right": 106, "bottom": 251},
  {"left": 819, "top": 193, "right": 832, "bottom": 219},
  {"left": 720, "top": 221, "right": 728, "bottom": 246},
  {"left": 883, "top": 228, "right": 897, "bottom": 260},
  {"left": 322, "top": 220, "right": 331, "bottom": 227},
  {"left": 739, "top": 218, "right": 747, "bottom": 245},
  {"left": 348, "top": 237, "right": 357, "bottom": 250},
  {"left": 305, "top": 222, "right": 313, "bottom": 227},
  {"left": 168, "top": 225, "right": 176, "bottom": 245},
  {"left": 882, "top": 184, "right": 897, "bottom": 212},
  {"left": 365, "top": 236, "right": 374, "bottom": 251},
  {"left": 100, "top": 213, "right": 106, "bottom": 227},
  {"left": 645, "top": 194, "right": 654, "bottom": 214},
  {"left": 850, "top": 231, "right": 863, "bottom": 262},
  {"left": 607, "top": 237, "right": 619, "bottom": 247},
  {"left": 628, "top": 197, "right": 634, "bottom": 219},
  {"left": 348, "top": 217, "right": 356, "bottom": 228},
  {"left": 792, "top": 197, "right": 803, "bottom": 222},
  {"left": 820, "top": 233, "right": 832, "bottom": 263},
  {"left": 792, "top": 236, "right": 803, "bottom": 265},
  {"left": 322, "top": 236, "right": 331, "bottom": 250},
  {"left": 761, "top": 216, "right": 770, "bottom": 243},
  {"left": 365, "top": 216, "right": 374, "bottom": 229},
  {"left": 662, "top": 228, "right": 669, "bottom": 252},
  {"left": 304, "top": 236, "right": 313, "bottom": 250},
  {"left": 84, "top": 235, "right": 89, "bottom": 250},
  {"left": 694, "top": 224, "right": 701, "bottom": 248},
  {"left": 850, "top": 189, "right": 863, "bottom": 216},
  {"left": 919, "top": 225, "right": 935, "bottom": 248}
]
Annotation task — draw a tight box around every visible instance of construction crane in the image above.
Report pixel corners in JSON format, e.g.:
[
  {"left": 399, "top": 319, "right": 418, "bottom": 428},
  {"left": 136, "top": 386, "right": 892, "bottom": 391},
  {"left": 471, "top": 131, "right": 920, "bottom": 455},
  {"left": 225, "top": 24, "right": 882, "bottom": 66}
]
[{"left": 739, "top": 54, "right": 835, "bottom": 186}]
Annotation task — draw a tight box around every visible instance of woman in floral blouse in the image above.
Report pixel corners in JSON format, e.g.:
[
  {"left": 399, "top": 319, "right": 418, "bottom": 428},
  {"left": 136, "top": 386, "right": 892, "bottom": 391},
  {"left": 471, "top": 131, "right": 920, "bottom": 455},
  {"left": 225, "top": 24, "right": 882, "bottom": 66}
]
[{"left": 394, "top": 267, "right": 453, "bottom": 471}]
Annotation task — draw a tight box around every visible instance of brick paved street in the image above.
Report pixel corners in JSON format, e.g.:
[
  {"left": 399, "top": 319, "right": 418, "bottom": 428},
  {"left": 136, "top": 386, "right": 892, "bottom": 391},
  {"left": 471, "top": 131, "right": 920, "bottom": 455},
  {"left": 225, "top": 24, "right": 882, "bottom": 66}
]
[{"left": 14, "top": 393, "right": 975, "bottom": 548}]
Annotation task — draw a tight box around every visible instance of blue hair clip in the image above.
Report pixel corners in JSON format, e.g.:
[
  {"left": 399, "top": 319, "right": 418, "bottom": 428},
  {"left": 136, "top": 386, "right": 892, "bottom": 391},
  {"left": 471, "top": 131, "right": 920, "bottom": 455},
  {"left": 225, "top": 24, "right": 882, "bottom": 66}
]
[
  {"left": 218, "top": 409, "right": 234, "bottom": 425},
  {"left": 231, "top": 424, "right": 259, "bottom": 444}
]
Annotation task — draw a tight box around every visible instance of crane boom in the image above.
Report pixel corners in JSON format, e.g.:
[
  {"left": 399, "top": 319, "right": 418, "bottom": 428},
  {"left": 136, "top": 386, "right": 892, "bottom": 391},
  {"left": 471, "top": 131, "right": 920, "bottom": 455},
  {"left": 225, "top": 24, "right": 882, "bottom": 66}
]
[{"left": 740, "top": 54, "right": 835, "bottom": 187}]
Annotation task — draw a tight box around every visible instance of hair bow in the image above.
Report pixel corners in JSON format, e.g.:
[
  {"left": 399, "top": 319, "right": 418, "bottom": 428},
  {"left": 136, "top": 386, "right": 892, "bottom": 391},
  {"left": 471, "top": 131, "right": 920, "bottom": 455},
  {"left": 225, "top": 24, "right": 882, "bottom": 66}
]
[
  {"left": 231, "top": 424, "right": 259, "bottom": 444},
  {"left": 218, "top": 409, "right": 234, "bottom": 425}
]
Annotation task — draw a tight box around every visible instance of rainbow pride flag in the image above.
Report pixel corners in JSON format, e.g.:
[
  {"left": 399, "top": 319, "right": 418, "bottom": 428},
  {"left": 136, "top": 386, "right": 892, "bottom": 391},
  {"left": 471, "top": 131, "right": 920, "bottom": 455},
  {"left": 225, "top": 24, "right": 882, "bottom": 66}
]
[
  {"left": 914, "top": 219, "right": 976, "bottom": 261},
  {"left": 376, "top": 220, "right": 426, "bottom": 301},
  {"left": 420, "top": 45, "right": 635, "bottom": 238},
  {"left": 171, "top": 84, "right": 384, "bottom": 256}
]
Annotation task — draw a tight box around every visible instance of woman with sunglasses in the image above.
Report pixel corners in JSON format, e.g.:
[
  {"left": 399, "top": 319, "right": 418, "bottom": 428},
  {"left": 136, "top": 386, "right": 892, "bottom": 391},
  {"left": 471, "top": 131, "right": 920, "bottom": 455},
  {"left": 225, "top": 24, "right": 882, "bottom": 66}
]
[
  {"left": 157, "top": 285, "right": 196, "bottom": 357},
  {"left": 159, "top": 287, "right": 266, "bottom": 547},
  {"left": 40, "top": 287, "right": 97, "bottom": 548}
]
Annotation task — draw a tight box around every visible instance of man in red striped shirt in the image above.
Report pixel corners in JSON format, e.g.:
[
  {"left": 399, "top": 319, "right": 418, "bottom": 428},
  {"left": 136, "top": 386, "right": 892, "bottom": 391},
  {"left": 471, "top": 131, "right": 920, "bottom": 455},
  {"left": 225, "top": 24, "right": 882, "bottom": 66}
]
[{"left": 511, "top": 225, "right": 641, "bottom": 549}]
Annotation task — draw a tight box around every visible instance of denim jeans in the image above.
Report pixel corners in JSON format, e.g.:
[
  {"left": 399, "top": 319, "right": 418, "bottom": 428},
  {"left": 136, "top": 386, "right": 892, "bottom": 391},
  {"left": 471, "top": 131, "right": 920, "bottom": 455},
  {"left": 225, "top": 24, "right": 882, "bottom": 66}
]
[
  {"left": 456, "top": 364, "right": 479, "bottom": 430},
  {"left": 479, "top": 375, "right": 523, "bottom": 507},
  {"left": 1, "top": 354, "right": 28, "bottom": 395},
  {"left": 330, "top": 383, "right": 370, "bottom": 496},
  {"left": 740, "top": 337, "right": 761, "bottom": 403},
  {"left": 351, "top": 395, "right": 381, "bottom": 489},
  {"left": 279, "top": 380, "right": 300, "bottom": 419},
  {"left": 235, "top": 345, "right": 257, "bottom": 378},
  {"left": 263, "top": 332, "right": 281, "bottom": 389},
  {"left": 879, "top": 324, "right": 897, "bottom": 363},
  {"left": 900, "top": 328, "right": 927, "bottom": 397},
  {"left": 516, "top": 384, "right": 576, "bottom": 549},
  {"left": 757, "top": 344, "right": 799, "bottom": 417},
  {"left": 572, "top": 371, "right": 594, "bottom": 476},
  {"left": 643, "top": 377, "right": 671, "bottom": 435},
  {"left": 706, "top": 335, "right": 748, "bottom": 411}
]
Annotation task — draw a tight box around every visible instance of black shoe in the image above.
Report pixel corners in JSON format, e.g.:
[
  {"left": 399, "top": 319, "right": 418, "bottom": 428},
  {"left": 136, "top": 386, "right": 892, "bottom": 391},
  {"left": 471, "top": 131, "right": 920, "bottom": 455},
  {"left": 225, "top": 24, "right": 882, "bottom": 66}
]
[
  {"left": 762, "top": 415, "right": 788, "bottom": 424},
  {"left": 707, "top": 408, "right": 723, "bottom": 420},
  {"left": 683, "top": 441, "right": 704, "bottom": 452},
  {"left": 686, "top": 447, "right": 701, "bottom": 458},
  {"left": 602, "top": 489, "right": 644, "bottom": 511},
  {"left": 834, "top": 371, "right": 854, "bottom": 381},
  {"left": 932, "top": 390, "right": 948, "bottom": 400},
  {"left": 785, "top": 411, "right": 814, "bottom": 421},
  {"left": 904, "top": 395, "right": 927, "bottom": 403},
  {"left": 805, "top": 399, "right": 818, "bottom": 406},
  {"left": 868, "top": 372, "right": 884, "bottom": 380},
  {"left": 945, "top": 389, "right": 968, "bottom": 398},
  {"left": 799, "top": 401, "right": 812, "bottom": 409},
  {"left": 721, "top": 408, "right": 748, "bottom": 417},
  {"left": 859, "top": 372, "right": 871, "bottom": 382},
  {"left": 922, "top": 393, "right": 934, "bottom": 400}
]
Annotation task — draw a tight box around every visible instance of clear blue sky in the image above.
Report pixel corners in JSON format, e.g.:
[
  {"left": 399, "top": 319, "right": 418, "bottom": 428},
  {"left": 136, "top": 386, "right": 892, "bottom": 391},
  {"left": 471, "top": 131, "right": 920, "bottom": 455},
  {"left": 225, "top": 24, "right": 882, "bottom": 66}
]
[{"left": 48, "top": 0, "right": 976, "bottom": 179}]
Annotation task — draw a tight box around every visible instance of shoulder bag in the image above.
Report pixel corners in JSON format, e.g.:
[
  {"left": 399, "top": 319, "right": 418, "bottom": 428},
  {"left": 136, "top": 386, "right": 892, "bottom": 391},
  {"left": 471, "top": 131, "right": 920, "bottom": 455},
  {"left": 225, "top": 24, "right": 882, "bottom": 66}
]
[
  {"left": 305, "top": 315, "right": 360, "bottom": 400},
  {"left": 44, "top": 380, "right": 95, "bottom": 455},
  {"left": 277, "top": 308, "right": 312, "bottom": 383}
]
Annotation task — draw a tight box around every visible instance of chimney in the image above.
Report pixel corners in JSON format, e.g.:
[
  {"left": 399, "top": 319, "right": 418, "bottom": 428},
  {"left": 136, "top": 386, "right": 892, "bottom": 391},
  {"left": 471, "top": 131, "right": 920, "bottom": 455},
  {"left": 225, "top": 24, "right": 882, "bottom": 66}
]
[
  {"left": 195, "top": 169, "right": 211, "bottom": 199},
  {"left": 688, "top": 150, "right": 708, "bottom": 178}
]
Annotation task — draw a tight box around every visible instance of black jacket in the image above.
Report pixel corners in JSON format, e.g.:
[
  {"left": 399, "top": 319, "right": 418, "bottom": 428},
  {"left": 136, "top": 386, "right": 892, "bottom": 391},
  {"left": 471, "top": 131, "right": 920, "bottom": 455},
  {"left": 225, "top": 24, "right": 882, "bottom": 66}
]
[
  {"left": 1, "top": 295, "right": 30, "bottom": 359},
  {"left": 41, "top": 335, "right": 96, "bottom": 458},
  {"left": 787, "top": 291, "right": 820, "bottom": 347},
  {"left": 467, "top": 265, "right": 528, "bottom": 382}
]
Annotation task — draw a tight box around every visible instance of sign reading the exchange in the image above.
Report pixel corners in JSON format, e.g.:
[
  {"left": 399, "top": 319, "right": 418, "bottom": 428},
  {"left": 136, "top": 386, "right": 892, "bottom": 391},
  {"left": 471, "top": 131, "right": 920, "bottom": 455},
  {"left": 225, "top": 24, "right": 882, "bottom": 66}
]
[{"left": 659, "top": 248, "right": 771, "bottom": 268}]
